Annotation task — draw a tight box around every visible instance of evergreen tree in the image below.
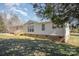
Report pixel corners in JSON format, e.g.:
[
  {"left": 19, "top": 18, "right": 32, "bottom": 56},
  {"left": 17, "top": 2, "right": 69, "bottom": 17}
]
[{"left": 0, "top": 16, "right": 6, "bottom": 32}]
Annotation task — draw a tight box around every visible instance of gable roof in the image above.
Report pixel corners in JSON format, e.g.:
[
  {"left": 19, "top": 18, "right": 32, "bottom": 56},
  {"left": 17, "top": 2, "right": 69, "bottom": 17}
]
[
  {"left": 27, "top": 20, "right": 37, "bottom": 23},
  {"left": 24, "top": 20, "right": 52, "bottom": 25},
  {"left": 24, "top": 20, "right": 37, "bottom": 25}
]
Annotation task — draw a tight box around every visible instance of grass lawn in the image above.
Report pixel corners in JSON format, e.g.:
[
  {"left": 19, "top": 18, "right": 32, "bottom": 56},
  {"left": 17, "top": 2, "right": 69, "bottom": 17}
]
[
  {"left": 0, "top": 33, "right": 47, "bottom": 40},
  {"left": 68, "top": 35, "right": 79, "bottom": 47},
  {"left": 0, "top": 33, "right": 79, "bottom": 56}
]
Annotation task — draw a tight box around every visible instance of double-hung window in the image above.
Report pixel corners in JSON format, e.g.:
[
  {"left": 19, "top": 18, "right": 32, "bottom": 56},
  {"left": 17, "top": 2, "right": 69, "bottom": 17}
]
[
  {"left": 42, "top": 24, "right": 45, "bottom": 31},
  {"left": 28, "top": 25, "right": 34, "bottom": 32}
]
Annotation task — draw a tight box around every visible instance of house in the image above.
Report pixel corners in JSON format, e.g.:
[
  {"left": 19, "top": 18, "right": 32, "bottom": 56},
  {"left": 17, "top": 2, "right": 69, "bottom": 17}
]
[
  {"left": 23, "top": 20, "right": 70, "bottom": 42},
  {"left": 8, "top": 25, "right": 23, "bottom": 34}
]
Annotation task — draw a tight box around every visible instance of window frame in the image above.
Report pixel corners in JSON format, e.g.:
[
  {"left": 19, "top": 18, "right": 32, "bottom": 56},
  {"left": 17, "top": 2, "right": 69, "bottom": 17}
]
[
  {"left": 28, "top": 25, "right": 34, "bottom": 32},
  {"left": 42, "top": 24, "right": 45, "bottom": 31}
]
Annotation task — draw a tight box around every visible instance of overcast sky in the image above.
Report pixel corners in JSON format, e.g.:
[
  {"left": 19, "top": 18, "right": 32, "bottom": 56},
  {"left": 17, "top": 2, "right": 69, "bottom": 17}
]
[{"left": 0, "top": 3, "right": 41, "bottom": 23}]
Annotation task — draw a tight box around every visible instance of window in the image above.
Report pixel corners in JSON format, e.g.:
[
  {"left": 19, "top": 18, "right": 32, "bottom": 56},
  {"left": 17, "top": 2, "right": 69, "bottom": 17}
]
[
  {"left": 28, "top": 27, "right": 30, "bottom": 32},
  {"left": 28, "top": 25, "right": 34, "bottom": 32},
  {"left": 31, "top": 26, "right": 34, "bottom": 32},
  {"left": 42, "top": 24, "right": 45, "bottom": 31}
]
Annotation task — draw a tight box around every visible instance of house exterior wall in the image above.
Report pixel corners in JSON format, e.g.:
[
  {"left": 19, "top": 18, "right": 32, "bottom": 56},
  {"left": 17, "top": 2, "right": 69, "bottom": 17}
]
[
  {"left": 7, "top": 26, "right": 23, "bottom": 33},
  {"left": 23, "top": 21, "right": 70, "bottom": 42},
  {"left": 24, "top": 22, "right": 65, "bottom": 36}
]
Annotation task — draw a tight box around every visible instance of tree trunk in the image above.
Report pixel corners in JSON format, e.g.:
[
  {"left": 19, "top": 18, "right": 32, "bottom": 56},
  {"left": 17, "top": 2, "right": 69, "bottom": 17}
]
[{"left": 64, "top": 23, "right": 70, "bottom": 43}]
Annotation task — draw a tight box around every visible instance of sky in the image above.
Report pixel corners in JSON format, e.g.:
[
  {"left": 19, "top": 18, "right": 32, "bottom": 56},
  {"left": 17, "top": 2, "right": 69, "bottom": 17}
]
[{"left": 0, "top": 3, "right": 41, "bottom": 23}]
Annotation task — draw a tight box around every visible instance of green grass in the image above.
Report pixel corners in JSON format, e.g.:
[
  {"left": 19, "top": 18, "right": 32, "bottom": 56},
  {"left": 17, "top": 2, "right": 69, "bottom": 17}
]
[
  {"left": 0, "top": 39, "right": 79, "bottom": 56},
  {"left": 0, "top": 34, "right": 79, "bottom": 56}
]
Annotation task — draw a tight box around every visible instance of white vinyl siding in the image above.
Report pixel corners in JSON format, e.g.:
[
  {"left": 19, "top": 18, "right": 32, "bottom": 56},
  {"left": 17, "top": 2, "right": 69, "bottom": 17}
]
[
  {"left": 24, "top": 21, "right": 69, "bottom": 37},
  {"left": 42, "top": 24, "right": 45, "bottom": 31},
  {"left": 28, "top": 25, "right": 34, "bottom": 32}
]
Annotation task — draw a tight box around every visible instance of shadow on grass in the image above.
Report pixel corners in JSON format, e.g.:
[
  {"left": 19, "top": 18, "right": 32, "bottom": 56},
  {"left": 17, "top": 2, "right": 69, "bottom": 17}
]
[{"left": 0, "top": 39, "right": 79, "bottom": 56}]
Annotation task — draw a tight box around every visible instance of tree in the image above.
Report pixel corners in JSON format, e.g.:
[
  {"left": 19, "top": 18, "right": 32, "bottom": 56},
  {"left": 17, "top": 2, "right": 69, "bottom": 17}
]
[
  {"left": 0, "top": 15, "right": 6, "bottom": 32},
  {"left": 8, "top": 14, "right": 21, "bottom": 26},
  {"left": 0, "top": 12, "right": 22, "bottom": 33},
  {"left": 33, "top": 3, "right": 79, "bottom": 27},
  {"left": 6, "top": 14, "right": 22, "bottom": 33}
]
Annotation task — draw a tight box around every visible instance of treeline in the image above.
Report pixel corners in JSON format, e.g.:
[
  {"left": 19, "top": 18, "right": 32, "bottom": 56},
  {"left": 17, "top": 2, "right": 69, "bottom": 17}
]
[
  {"left": 0, "top": 15, "right": 6, "bottom": 32},
  {"left": 0, "top": 13, "right": 21, "bottom": 33}
]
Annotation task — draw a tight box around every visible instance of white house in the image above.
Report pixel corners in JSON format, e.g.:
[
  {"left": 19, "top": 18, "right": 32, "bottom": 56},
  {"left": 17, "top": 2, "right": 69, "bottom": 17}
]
[{"left": 23, "top": 20, "right": 70, "bottom": 42}]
